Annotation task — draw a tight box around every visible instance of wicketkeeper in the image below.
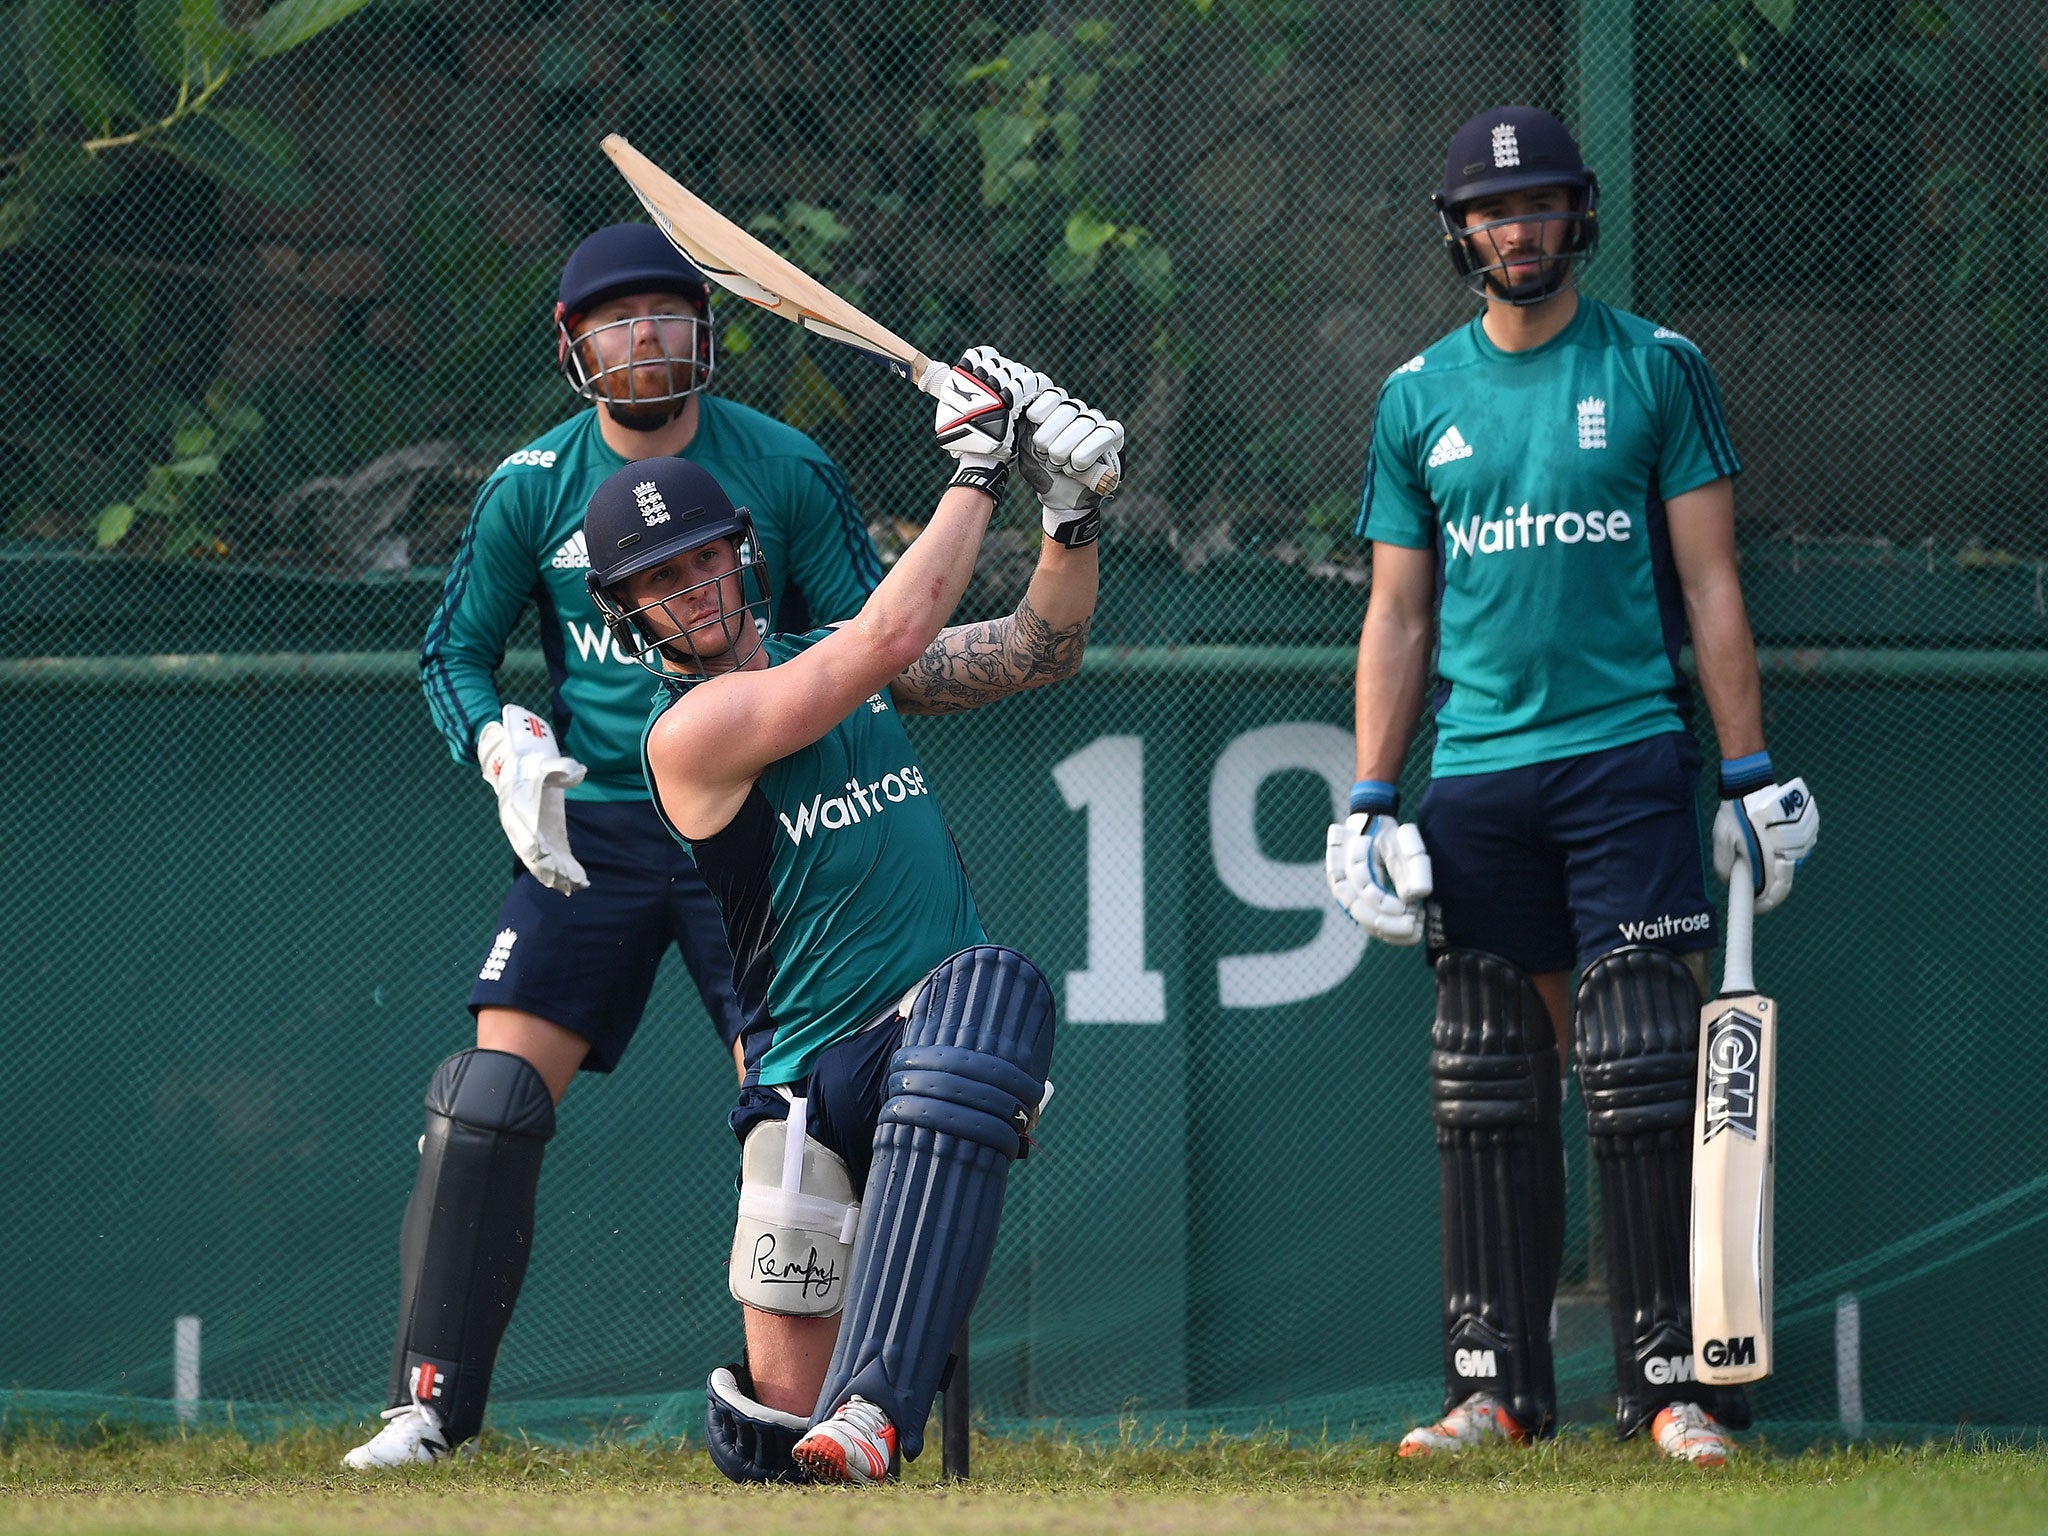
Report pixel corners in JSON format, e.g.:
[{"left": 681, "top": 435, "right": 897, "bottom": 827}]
[
  {"left": 1326, "top": 106, "right": 1819, "bottom": 1464},
  {"left": 345, "top": 223, "right": 883, "bottom": 1469}
]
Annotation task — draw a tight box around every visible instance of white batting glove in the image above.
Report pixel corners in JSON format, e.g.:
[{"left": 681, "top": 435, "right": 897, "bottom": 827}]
[
  {"left": 1018, "top": 388, "right": 1124, "bottom": 547},
  {"left": 933, "top": 346, "right": 1050, "bottom": 468},
  {"left": 1713, "top": 776, "right": 1817, "bottom": 914},
  {"left": 477, "top": 705, "right": 589, "bottom": 896},
  {"left": 1325, "top": 813, "right": 1433, "bottom": 944}
]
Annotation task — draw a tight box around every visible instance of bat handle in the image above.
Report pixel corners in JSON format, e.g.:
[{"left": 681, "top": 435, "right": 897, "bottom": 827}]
[
  {"left": 1721, "top": 851, "right": 1755, "bottom": 995},
  {"left": 914, "top": 358, "right": 950, "bottom": 398}
]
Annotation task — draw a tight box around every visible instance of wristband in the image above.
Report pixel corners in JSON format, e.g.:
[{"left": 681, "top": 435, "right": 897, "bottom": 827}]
[
  {"left": 1349, "top": 779, "right": 1398, "bottom": 817},
  {"left": 1042, "top": 506, "right": 1101, "bottom": 548},
  {"left": 947, "top": 461, "right": 1010, "bottom": 503},
  {"left": 1718, "top": 751, "right": 1774, "bottom": 799}
]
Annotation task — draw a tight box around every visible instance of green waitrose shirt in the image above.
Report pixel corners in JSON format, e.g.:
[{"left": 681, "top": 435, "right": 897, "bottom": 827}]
[
  {"left": 1357, "top": 298, "right": 1741, "bottom": 776},
  {"left": 421, "top": 400, "right": 884, "bottom": 799},
  {"left": 643, "top": 630, "right": 987, "bottom": 1087}
]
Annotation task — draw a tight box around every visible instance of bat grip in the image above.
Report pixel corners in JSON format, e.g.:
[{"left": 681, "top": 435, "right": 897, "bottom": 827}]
[
  {"left": 1721, "top": 852, "right": 1755, "bottom": 995},
  {"left": 914, "top": 359, "right": 950, "bottom": 398}
]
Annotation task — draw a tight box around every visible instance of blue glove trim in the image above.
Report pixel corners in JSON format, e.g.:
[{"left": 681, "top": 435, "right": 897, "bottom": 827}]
[
  {"left": 1718, "top": 751, "right": 1774, "bottom": 799},
  {"left": 1349, "top": 779, "right": 1398, "bottom": 817}
]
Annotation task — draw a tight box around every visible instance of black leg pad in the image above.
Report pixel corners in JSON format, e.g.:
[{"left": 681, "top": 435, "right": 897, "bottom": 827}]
[
  {"left": 385, "top": 1047, "right": 557, "bottom": 1446},
  {"left": 1575, "top": 947, "right": 1751, "bottom": 1436},
  {"left": 1431, "top": 949, "right": 1565, "bottom": 1438}
]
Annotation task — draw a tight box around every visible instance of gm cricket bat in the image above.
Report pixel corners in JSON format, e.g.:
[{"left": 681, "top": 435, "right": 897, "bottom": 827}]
[
  {"left": 599, "top": 135, "right": 1118, "bottom": 496},
  {"left": 1690, "top": 850, "right": 1776, "bottom": 1384}
]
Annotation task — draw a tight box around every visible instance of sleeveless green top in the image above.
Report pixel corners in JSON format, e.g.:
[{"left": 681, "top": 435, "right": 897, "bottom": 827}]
[{"left": 642, "top": 629, "right": 985, "bottom": 1085}]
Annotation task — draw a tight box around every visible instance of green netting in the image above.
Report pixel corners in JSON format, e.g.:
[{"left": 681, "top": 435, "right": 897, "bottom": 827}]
[{"left": 3, "top": 0, "right": 2045, "bottom": 1447}]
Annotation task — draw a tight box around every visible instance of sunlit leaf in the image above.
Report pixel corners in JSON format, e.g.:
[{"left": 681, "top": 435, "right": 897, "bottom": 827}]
[
  {"left": 1064, "top": 210, "right": 1119, "bottom": 255},
  {"left": 95, "top": 502, "right": 135, "bottom": 546}
]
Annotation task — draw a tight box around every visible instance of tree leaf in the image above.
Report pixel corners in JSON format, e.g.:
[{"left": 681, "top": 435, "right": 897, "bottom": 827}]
[
  {"left": 1063, "top": 209, "right": 1119, "bottom": 255},
  {"left": 32, "top": 0, "right": 141, "bottom": 127},
  {"left": 159, "top": 113, "right": 311, "bottom": 205},
  {"left": 244, "top": 0, "right": 371, "bottom": 59},
  {"left": 96, "top": 502, "right": 136, "bottom": 546},
  {"left": 1751, "top": 0, "right": 1795, "bottom": 34},
  {"left": 0, "top": 193, "right": 38, "bottom": 251},
  {"left": 134, "top": 0, "right": 186, "bottom": 81},
  {"left": 207, "top": 106, "right": 300, "bottom": 168}
]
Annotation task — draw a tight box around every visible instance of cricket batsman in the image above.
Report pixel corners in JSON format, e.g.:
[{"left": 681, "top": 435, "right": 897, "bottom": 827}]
[
  {"left": 585, "top": 348, "right": 1121, "bottom": 1482},
  {"left": 345, "top": 224, "right": 883, "bottom": 1469},
  {"left": 1325, "top": 106, "right": 1819, "bottom": 1463}
]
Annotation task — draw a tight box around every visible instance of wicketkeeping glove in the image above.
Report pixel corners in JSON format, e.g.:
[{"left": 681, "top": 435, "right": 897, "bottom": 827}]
[
  {"left": 1325, "top": 813, "right": 1433, "bottom": 945},
  {"left": 1017, "top": 388, "right": 1125, "bottom": 547},
  {"left": 477, "top": 704, "right": 589, "bottom": 896},
  {"left": 932, "top": 346, "right": 1050, "bottom": 468},
  {"left": 1712, "top": 759, "right": 1817, "bottom": 914}
]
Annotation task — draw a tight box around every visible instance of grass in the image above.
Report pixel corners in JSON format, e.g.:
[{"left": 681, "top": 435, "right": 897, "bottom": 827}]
[{"left": 1, "top": 1425, "right": 2043, "bottom": 1536}]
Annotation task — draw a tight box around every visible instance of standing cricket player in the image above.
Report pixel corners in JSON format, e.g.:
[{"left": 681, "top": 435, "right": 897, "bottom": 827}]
[
  {"left": 344, "top": 224, "right": 883, "bottom": 1469},
  {"left": 1324, "top": 106, "right": 1819, "bottom": 1463},
  {"left": 583, "top": 348, "right": 1121, "bottom": 1483}
]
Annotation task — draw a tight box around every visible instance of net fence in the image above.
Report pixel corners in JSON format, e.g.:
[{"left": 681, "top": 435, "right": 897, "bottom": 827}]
[{"left": 3, "top": 0, "right": 2045, "bottom": 1446}]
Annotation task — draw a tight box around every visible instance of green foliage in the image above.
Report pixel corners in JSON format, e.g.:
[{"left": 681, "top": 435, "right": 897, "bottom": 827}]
[
  {"left": 96, "top": 380, "right": 261, "bottom": 553},
  {"left": 1, "top": 0, "right": 373, "bottom": 554}
]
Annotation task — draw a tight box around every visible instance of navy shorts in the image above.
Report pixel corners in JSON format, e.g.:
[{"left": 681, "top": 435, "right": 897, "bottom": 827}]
[
  {"left": 1416, "top": 731, "right": 1715, "bottom": 976},
  {"left": 729, "top": 1010, "right": 904, "bottom": 1191},
  {"left": 467, "top": 798, "right": 744, "bottom": 1071}
]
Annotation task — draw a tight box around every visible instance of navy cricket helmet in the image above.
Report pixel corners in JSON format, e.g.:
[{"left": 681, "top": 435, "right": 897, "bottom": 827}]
[
  {"left": 1431, "top": 106, "right": 1600, "bottom": 305},
  {"left": 582, "top": 457, "right": 771, "bottom": 678},
  {"left": 555, "top": 223, "right": 716, "bottom": 411}
]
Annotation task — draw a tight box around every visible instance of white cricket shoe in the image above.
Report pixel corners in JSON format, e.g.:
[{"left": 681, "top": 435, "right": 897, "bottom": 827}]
[
  {"left": 341, "top": 1400, "right": 452, "bottom": 1469},
  {"left": 1396, "top": 1392, "right": 1528, "bottom": 1458},
  {"left": 791, "top": 1395, "right": 898, "bottom": 1484},
  {"left": 1652, "top": 1402, "right": 1733, "bottom": 1466}
]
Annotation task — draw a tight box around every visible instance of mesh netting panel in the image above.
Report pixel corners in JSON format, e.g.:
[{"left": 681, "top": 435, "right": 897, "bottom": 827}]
[{"left": 3, "top": 0, "right": 2044, "bottom": 1443}]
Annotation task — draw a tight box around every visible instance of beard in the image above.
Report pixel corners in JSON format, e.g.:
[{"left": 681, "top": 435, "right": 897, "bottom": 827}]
[{"left": 607, "top": 400, "right": 688, "bottom": 433}]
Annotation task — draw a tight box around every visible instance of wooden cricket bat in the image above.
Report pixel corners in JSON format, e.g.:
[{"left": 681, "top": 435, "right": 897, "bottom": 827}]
[
  {"left": 599, "top": 135, "right": 1119, "bottom": 496},
  {"left": 1690, "top": 850, "right": 1776, "bottom": 1385}
]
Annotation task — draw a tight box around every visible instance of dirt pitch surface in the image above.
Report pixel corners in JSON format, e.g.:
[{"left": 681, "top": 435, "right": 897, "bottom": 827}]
[{"left": 2, "top": 1428, "right": 2042, "bottom": 1536}]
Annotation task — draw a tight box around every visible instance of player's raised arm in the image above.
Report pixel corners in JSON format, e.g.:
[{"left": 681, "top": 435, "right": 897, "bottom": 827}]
[
  {"left": 892, "top": 389, "right": 1124, "bottom": 715},
  {"left": 585, "top": 349, "right": 1054, "bottom": 834}
]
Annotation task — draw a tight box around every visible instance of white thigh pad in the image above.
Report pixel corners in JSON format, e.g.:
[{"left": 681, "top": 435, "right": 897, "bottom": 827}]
[{"left": 729, "top": 1095, "right": 859, "bottom": 1317}]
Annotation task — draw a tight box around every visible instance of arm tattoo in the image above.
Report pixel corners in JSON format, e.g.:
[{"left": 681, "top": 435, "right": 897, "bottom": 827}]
[{"left": 895, "top": 594, "right": 1090, "bottom": 715}]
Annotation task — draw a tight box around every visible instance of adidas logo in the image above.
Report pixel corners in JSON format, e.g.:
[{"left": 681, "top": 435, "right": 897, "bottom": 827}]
[
  {"left": 633, "top": 480, "right": 670, "bottom": 526},
  {"left": 1490, "top": 123, "right": 1520, "bottom": 168},
  {"left": 1427, "top": 425, "right": 1474, "bottom": 468},
  {"left": 479, "top": 928, "right": 517, "bottom": 981},
  {"left": 1576, "top": 396, "right": 1608, "bottom": 450},
  {"left": 551, "top": 530, "right": 589, "bottom": 569}
]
